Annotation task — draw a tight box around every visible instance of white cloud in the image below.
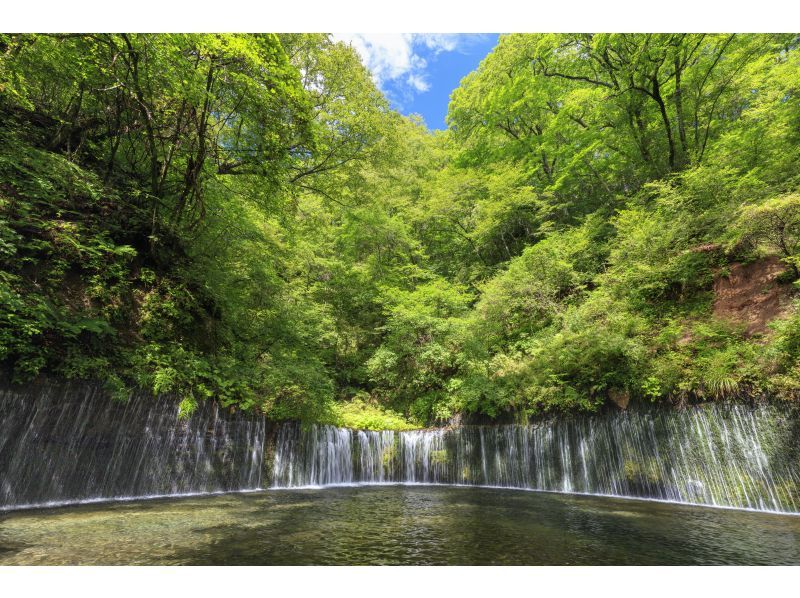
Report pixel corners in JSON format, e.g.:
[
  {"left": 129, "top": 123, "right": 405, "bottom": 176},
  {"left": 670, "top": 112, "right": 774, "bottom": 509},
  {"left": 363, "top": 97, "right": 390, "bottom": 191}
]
[
  {"left": 406, "top": 73, "right": 431, "bottom": 92},
  {"left": 331, "top": 33, "right": 465, "bottom": 98},
  {"left": 417, "top": 33, "right": 461, "bottom": 54}
]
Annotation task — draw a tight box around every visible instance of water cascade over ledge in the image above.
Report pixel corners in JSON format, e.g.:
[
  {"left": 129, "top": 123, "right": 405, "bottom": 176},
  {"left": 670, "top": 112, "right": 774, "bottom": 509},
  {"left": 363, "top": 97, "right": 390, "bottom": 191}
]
[
  {"left": 271, "top": 405, "right": 800, "bottom": 513},
  {"left": 0, "top": 382, "right": 265, "bottom": 510},
  {"left": 3, "top": 380, "right": 800, "bottom": 513}
]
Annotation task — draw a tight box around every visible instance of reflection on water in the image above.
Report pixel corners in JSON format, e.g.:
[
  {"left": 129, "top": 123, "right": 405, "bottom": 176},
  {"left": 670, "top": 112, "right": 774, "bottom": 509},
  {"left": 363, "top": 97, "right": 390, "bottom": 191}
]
[{"left": 1, "top": 486, "right": 799, "bottom": 565}]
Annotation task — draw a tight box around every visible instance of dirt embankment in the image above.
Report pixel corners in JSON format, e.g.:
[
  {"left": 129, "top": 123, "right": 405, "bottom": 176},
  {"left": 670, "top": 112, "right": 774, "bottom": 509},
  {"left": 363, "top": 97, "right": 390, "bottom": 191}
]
[{"left": 713, "top": 256, "right": 794, "bottom": 337}]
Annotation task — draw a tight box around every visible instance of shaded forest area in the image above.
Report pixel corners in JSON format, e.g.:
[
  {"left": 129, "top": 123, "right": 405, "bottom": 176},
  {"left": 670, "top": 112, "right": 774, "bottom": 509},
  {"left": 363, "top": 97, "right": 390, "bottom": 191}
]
[{"left": 1, "top": 33, "right": 800, "bottom": 428}]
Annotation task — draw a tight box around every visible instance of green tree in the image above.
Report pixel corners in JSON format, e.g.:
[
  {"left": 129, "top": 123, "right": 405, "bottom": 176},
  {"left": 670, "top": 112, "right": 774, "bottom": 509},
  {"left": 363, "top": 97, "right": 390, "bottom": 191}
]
[{"left": 732, "top": 194, "right": 800, "bottom": 278}]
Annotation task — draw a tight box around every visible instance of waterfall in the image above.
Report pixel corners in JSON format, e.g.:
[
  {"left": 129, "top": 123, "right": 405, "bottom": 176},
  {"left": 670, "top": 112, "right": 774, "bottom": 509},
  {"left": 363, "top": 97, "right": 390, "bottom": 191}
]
[
  {"left": 3, "top": 380, "right": 800, "bottom": 514},
  {"left": 0, "top": 381, "right": 265, "bottom": 510},
  {"left": 271, "top": 404, "right": 800, "bottom": 513}
]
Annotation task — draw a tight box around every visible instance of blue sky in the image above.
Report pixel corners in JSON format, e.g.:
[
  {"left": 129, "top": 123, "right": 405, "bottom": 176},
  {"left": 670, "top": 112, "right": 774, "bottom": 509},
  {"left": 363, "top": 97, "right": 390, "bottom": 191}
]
[{"left": 332, "top": 34, "right": 500, "bottom": 130}]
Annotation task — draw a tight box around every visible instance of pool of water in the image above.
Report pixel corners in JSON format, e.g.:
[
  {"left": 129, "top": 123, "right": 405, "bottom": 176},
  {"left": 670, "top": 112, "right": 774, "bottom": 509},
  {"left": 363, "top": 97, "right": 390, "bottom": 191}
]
[{"left": 1, "top": 486, "right": 798, "bottom": 565}]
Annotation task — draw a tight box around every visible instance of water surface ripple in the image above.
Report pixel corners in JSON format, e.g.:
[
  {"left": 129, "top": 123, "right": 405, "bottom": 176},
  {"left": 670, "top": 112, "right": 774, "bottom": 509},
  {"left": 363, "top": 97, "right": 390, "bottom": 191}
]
[{"left": 1, "top": 486, "right": 798, "bottom": 565}]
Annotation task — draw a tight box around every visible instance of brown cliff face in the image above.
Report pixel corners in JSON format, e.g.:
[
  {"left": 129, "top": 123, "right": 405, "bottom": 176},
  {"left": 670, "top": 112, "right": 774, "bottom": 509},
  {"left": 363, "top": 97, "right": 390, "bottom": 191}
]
[{"left": 713, "top": 256, "right": 794, "bottom": 337}]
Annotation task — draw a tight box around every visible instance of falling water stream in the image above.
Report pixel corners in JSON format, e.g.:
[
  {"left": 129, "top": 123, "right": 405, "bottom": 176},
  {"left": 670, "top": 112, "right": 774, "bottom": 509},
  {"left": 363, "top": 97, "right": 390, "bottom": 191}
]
[
  {"left": 2, "top": 381, "right": 800, "bottom": 513},
  {"left": 0, "top": 382, "right": 265, "bottom": 510},
  {"left": 271, "top": 405, "right": 800, "bottom": 513}
]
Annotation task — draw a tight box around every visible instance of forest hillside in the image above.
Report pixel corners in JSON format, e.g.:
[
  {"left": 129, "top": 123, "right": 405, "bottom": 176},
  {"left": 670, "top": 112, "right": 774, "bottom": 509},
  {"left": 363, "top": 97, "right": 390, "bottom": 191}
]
[{"left": 1, "top": 33, "right": 799, "bottom": 428}]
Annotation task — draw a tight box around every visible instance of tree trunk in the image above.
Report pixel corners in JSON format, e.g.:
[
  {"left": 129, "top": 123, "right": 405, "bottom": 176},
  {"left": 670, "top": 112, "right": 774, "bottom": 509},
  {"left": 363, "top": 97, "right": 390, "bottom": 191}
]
[
  {"left": 673, "top": 55, "right": 688, "bottom": 167},
  {"left": 651, "top": 76, "right": 676, "bottom": 171}
]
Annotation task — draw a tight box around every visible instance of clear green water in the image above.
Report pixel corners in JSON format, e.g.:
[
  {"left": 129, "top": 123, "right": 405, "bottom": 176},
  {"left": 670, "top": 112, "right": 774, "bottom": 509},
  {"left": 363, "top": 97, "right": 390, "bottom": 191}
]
[{"left": 1, "top": 486, "right": 799, "bottom": 565}]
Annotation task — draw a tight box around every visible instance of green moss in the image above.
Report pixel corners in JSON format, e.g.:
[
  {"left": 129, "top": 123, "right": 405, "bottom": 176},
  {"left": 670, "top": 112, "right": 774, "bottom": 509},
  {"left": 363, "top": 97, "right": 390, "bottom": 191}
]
[
  {"left": 461, "top": 465, "right": 471, "bottom": 482},
  {"left": 429, "top": 449, "right": 449, "bottom": 465},
  {"left": 623, "top": 459, "right": 662, "bottom": 485},
  {"left": 382, "top": 443, "right": 397, "bottom": 468}
]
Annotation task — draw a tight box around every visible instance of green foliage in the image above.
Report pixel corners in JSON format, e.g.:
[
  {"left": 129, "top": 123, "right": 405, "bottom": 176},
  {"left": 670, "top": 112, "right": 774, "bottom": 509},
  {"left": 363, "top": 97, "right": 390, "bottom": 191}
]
[
  {"left": 472, "top": 223, "right": 594, "bottom": 352},
  {"left": 518, "top": 292, "right": 648, "bottom": 413},
  {"left": 2, "top": 33, "right": 800, "bottom": 428},
  {"left": 366, "top": 278, "right": 472, "bottom": 420},
  {"left": 315, "top": 396, "right": 417, "bottom": 431},
  {"left": 731, "top": 194, "right": 800, "bottom": 277}
]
